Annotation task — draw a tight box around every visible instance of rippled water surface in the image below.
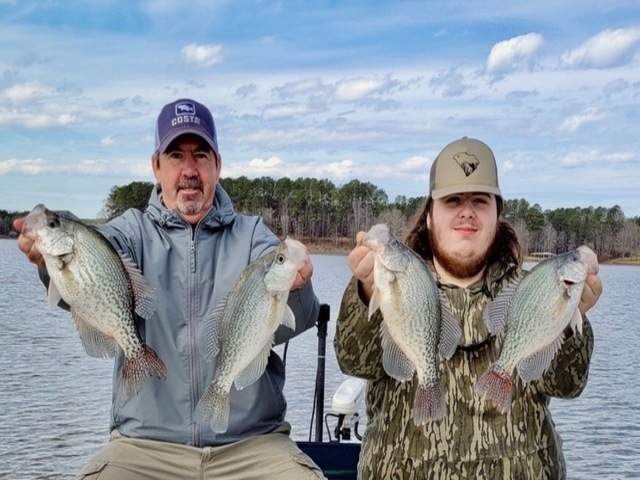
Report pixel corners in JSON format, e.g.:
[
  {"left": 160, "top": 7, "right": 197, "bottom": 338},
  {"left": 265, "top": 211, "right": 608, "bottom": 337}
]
[{"left": 1, "top": 239, "right": 638, "bottom": 479}]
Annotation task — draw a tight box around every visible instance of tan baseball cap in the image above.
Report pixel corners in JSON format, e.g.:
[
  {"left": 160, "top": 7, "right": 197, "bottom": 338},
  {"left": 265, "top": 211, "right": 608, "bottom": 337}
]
[{"left": 429, "top": 137, "right": 502, "bottom": 200}]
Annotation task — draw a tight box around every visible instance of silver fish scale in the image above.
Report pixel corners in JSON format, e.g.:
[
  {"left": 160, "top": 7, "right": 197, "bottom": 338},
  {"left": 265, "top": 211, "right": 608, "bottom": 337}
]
[
  {"left": 497, "top": 255, "right": 585, "bottom": 371},
  {"left": 49, "top": 219, "right": 142, "bottom": 358},
  {"left": 213, "top": 249, "right": 290, "bottom": 391},
  {"left": 375, "top": 242, "right": 442, "bottom": 386}
]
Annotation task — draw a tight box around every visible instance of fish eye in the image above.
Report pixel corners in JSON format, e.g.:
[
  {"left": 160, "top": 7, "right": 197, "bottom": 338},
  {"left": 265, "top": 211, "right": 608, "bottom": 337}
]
[
  {"left": 276, "top": 253, "right": 286, "bottom": 264},
  {"left": 48, "top": 218, "right": 59, "bottom": 228},
  {"left": 390, "top": 238, "right": 400, "bottom": 248}
]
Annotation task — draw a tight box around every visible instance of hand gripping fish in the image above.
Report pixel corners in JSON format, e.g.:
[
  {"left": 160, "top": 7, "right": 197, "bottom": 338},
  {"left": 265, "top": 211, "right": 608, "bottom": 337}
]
[
  {"left": 195, "top": 237, "right": 310, "bottom": 433},
  {"left": 363, "top": 223, "right": 462, "bottom": 424},
  {"left": 475, "top": 245, "right": 599, "bottom": 413},
  {"left": 22, "top": 204, "right": 167, "bottom": 396}
]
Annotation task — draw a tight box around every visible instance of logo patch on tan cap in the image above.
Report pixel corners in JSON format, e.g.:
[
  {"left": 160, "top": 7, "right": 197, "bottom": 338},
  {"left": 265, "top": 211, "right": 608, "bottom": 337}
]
[{"left": 453, "top": 152, "right": 479, "bottom": 177}]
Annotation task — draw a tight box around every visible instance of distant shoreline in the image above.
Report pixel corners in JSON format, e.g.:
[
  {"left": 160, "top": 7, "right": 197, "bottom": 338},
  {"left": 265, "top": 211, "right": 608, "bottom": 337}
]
[{"left": 3, "top": 235, "right": 638, "bottom": 265}]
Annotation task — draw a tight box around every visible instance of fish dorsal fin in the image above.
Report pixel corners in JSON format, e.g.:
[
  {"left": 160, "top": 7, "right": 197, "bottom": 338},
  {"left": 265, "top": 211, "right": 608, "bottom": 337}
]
[
  {"left": 516, "top": 334, "right": 565, "bottom": 382},
  {"left": 368, "top": 286, "right": 381, "bottom": 321},
  {"left": 201, "top": 299, "right": 227, "bottom": 361},
  {"left": 71, "top": 310, "right": 119, "bottom": 358},
  {"left": 119, "top": 252, "right": 156, "bottom": 320},
  {"left": 437, "top": 291, "right": 462, "bottom": 359},
  {"left": 281, "top": 304, "right": 296, "bottom": 331},
  {"left": 380, "top": 321, "right": 415, "bottom": 382},
  {"left": 47, "top": 280, "right": 63, "bottom": 309},
  {"left": 483, "top": 278, "right": 520, "bottom": 334},
  {"left": 235, "top": 340, "right": 272, "bottom": 390}
]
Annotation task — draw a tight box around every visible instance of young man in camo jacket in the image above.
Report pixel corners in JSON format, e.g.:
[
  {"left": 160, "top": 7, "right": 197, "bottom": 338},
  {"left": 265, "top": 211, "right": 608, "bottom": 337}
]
[{"left": 334, "top": 137, "right": 602, "bottom": 479}]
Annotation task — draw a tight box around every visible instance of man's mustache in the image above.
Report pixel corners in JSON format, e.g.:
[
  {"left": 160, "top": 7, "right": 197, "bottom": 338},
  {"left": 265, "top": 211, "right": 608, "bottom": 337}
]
[{"left": 177, "top": 179, "right": 203, "bottom": 190}]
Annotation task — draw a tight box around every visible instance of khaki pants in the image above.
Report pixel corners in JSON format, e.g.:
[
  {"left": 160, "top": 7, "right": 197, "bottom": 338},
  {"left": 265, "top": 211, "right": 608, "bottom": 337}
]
[{"left": 75, "top": 430, "right": 326, "bottom": 480}]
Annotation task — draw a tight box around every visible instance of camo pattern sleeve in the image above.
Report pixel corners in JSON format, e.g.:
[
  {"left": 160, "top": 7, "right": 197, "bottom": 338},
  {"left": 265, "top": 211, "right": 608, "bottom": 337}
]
[
  {"left": 534, "top": 316, "right": 594, "bottom": 398},
  {"left": 334, "top": 276, "right": 386, "bottom": 380}
]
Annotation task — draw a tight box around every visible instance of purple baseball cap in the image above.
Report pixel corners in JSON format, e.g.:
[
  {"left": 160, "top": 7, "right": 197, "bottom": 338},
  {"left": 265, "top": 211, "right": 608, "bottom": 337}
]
[{"left": 154, "top": 98, "right": 219, "bottom": 155}]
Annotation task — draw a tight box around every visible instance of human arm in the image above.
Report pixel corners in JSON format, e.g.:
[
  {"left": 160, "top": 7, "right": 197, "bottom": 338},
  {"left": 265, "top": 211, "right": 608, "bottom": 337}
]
[
  {"left": 333, "top": 232, "right": 387, "bottom": 380},
  {"left": 333, "top": 277, "right": 386, "bottom": 380}
]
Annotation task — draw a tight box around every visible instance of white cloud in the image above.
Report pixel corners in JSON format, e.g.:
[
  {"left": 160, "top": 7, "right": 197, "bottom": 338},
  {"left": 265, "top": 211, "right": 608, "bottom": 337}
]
[
  {"left": 334, "top": 76, "right": 392, "bottom": 101},
  {"left": 2, "top": 82, "right": 56, "bottom": 102},
  {"left": 429, "top": 68, "right": 470, "bottom": 97},
  {"left": 559, "top": 27, "right": 640, "bottom": 69},
  {"left": 247, "top": 156, "right": 285, "bottom": 171},
  {"left": 397, "top": 156, "right": 429, "bottom": 172},
  {"left": 0, "top": 158, "right": 151, "bottom": 177},
  {"left": 273, "top": 78, "right": 328, "bottom": 99},
  {"left": 181, "top": 43, "right": 224, "bottom": 67},
  {"left": 262, "top": 102, "right": 313, "bottom": 120},
  {"left": 0, "top": 158, "right": 47, "bottom": 175},
  {"left": 323, "top": 159, "right": 355, "bottom": 178},
  {"left": 486, "top": 33, "right": 544, "bottom": 75},
  {"left": 558, "top": 148, "right": 635, "bottom": 168},
  {"left": 0, "top": 108, "right": 77, "bottom": 129},
  {"left": 558, "top": 107, "right": 606, "bottom": 134}
]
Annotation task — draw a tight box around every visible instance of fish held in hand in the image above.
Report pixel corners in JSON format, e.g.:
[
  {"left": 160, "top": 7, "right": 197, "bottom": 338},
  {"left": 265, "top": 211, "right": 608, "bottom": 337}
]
[
  {"left": 195, "top": 237, "right": 310, "bottom": 433},
  {"left": 22, "top": 204, "right": 166, "bottom": 396},
  {"left": 475, "top": 245, "right": 599, "bottom": 413},
  {"left": 363, "top": 223, "right": 461, "bottom": 424}
]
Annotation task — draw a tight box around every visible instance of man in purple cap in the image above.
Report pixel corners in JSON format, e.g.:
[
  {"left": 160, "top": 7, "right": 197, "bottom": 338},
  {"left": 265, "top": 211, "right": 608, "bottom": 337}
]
[{"left": 14, "top": 98, "right": 325, "bottom": 479}]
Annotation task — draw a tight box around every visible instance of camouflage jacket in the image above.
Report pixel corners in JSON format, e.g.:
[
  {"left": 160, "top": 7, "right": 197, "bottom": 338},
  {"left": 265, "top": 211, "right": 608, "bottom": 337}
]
[{"left": 334, "top": 261, "right": 594, "bottom": 480}]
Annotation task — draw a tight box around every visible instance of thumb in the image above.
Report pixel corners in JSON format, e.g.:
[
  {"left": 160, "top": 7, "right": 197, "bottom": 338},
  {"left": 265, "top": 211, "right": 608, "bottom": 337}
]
[{"left": 13, "top": 217, "right": 25, "bottom": 233}]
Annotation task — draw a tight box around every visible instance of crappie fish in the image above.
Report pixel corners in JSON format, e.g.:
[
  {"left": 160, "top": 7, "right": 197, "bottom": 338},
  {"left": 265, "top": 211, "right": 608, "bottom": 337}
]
[
  {"left": 363, "top": 223, "right": 462, "bottom": 424},
  {"left": 22, "top": 204, "right": 166, "bottom": 396},
  {"left": 475, "top": 245, "right": 599, "bottom": 413},
  {"left": 195, "top": 237, "right": 310, "bottom": 433}
]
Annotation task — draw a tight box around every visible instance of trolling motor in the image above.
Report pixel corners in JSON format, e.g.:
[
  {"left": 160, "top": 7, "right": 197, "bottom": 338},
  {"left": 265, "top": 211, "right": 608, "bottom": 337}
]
[{"left": 325, "top": 377, "right": 366, "bottom": 442}]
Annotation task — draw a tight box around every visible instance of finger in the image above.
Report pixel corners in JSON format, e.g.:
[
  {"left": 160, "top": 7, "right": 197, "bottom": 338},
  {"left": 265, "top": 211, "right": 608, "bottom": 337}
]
[
  {"left": 579, "top": 275, "right": 602, "bottom": 315},
  {"left": 347, "top": 245, "right": 371, "bottom": 276},
  {"left": 13, "top": 217, "right": 25, "bottom": 233},
  {"left": 292, "top": 259, "right": 313, "bottom": 290}
]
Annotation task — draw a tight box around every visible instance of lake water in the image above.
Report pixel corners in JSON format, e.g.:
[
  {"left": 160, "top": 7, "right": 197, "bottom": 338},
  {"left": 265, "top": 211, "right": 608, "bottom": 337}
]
[{"left": 0, "top": 238, "right": 638, "bottom": 479}]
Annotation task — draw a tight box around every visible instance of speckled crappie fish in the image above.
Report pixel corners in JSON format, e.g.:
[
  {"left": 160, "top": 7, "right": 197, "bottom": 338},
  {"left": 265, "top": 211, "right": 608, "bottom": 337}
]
[
  {"left": 363, "top": 223, "right": 461, "bottom": 424},
  {"left": 195, "top": 237, "right": 309, "bottom": 433},
  {"left": 22, "top": 204, "right": 166, "bottom": 396},
  {"left": 475, "top": 245, "right": 599, "bottom": 413}
]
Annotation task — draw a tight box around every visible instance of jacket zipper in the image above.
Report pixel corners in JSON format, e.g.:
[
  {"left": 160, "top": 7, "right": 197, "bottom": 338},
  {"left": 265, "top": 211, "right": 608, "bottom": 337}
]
[{"left": 189, "top": 227, "right": 203, "bottom": 446}]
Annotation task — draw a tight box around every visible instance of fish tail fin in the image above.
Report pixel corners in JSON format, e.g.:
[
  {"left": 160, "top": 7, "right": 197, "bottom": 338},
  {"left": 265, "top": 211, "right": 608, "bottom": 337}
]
[
  {"left": 122, "top": 344, "right": 167, "bottom": 396},
  {"left": 413, "top": 380, "right": 447, "bottom": 424},
  {"left": 474, "top": 363, "right": 513, "bottom": 413},
  {"left": 194, "top": 383, "right": 231, "bottom": 434}
]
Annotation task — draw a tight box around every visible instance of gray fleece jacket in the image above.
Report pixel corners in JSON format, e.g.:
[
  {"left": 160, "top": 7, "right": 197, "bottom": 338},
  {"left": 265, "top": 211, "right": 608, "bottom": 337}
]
[{"left": 93, "top": 184, "right": 319, "bottom": 447}]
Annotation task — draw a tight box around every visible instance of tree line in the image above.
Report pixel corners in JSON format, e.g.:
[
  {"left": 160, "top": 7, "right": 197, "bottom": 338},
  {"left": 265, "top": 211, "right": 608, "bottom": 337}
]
[{"left": 3, "top": 176, "right": 639, "bottom": 261}]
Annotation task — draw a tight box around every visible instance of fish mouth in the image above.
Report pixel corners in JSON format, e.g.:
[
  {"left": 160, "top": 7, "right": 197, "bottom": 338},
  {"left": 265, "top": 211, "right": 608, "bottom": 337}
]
[
  {"left": 21, "top": 204, "right": 48, "bottom": 239},
  {"left": 577, "top": 246, "right": 599, "bottom": 274},
  {"left": 283, "top": 238, "right": 309, "bottom": 267},
  {"left": 362, "top": 224, "right": 391, "bottom": 250}
]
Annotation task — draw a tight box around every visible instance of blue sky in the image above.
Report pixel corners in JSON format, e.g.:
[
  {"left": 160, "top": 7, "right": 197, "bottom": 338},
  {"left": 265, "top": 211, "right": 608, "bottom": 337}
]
[{"left": 1, "top": 0, "right": 639, "bottom": 219}]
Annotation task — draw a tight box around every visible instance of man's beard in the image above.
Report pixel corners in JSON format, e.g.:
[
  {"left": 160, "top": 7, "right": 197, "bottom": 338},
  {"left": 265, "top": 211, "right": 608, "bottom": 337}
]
[
  {"left": 428, "top": 225, "right": 498, "bottom": 280},
  {"left": 176, "top": 178, "right": 204, "bottom": 215}
]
